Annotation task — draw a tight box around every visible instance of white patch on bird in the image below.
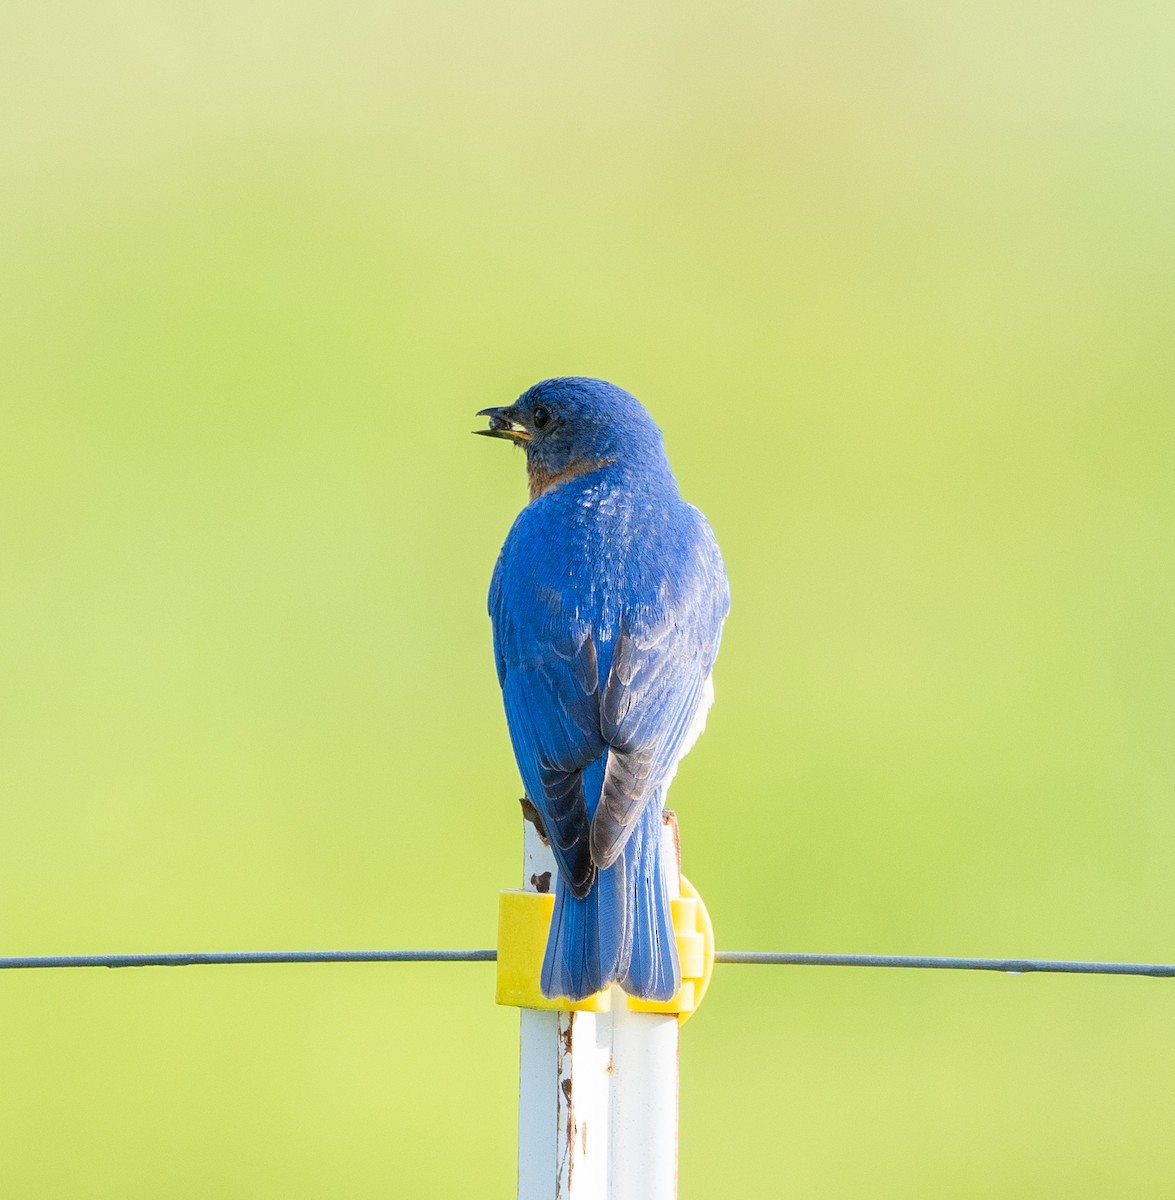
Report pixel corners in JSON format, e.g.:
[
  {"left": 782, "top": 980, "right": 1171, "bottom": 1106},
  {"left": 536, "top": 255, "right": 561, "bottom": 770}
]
[
  {"left": 662, "top": 673, "right": 715, "bottom": 793},
  {"left": 577, "top": 480, "right": 618, "bottom": 516}
]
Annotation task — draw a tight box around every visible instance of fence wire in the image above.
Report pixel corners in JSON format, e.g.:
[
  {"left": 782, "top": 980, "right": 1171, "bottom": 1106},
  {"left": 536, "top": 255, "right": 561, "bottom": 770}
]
[{"left": 2, "top": 949, "right": 1173, "bottom": 977}]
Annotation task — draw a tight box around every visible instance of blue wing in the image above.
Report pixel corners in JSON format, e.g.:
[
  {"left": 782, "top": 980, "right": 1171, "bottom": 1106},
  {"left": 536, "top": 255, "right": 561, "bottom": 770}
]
[{"left": 494, "top": 589, "right": 603, "bottom": 896}]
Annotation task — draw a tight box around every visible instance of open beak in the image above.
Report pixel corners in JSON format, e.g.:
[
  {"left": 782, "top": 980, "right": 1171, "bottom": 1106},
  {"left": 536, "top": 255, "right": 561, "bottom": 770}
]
[{"left": 474, "top": 406, "right": 532, "bottom": 442}]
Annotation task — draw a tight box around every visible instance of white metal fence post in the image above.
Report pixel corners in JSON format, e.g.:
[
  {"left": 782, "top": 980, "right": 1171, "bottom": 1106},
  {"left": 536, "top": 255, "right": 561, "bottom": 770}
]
[{"left": 516, "top": 817, "right": 681, "bottom": 1200}]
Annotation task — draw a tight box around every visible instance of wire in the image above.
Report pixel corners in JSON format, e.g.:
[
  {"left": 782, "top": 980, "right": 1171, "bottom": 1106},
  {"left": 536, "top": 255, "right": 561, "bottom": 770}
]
[
  {"left": 713, "top": 951, "right": 1175, "bottom": 977},
  {"left": 0, "top": 949, "right": 495, "bottom": 970},
  {"left": 1, "top": 949, "right": 1172, "bottom": 976}
]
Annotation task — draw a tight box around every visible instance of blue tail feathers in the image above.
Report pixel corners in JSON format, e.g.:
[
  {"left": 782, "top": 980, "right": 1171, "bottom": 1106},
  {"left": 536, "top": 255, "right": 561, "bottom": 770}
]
[
  {"left": 621, "top": 801, "right": 681, "bottom": 1001},
  {"left": 540, "top": 799, "right": 680, "bottom": 1003}
]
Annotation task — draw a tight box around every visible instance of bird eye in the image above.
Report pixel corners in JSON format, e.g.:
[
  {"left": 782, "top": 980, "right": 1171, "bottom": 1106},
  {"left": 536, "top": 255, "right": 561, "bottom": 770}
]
[{"left": 532, "top": 406, "right": 551, "bottom": 430}]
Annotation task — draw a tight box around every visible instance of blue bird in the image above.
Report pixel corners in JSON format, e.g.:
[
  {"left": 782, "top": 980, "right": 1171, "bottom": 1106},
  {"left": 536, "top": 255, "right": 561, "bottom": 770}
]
[{"left": 477, "top": 377, "right": 729, "bottom": 1001}]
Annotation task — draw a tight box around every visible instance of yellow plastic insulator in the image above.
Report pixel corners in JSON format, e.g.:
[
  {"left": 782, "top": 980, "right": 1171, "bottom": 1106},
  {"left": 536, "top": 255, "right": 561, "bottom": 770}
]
[
  {"left": 495, "top": 890, "right": 611, "bottom": 1011},
  {"left": 495, "top": 875, "right": 716, "bottom": 1022},
  {"left": 626, "top": 875, "right": 716, "bottom": 1024}
]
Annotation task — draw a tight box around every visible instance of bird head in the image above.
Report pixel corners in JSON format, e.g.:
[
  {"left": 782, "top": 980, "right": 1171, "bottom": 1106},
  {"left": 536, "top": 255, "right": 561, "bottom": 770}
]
[{"left": 475, "top": 377, "right": 668, "bottom": 498}]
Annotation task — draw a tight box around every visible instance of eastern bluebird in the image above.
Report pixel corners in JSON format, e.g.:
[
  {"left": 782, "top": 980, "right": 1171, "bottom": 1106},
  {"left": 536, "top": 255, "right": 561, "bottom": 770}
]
[{"left": 477, "top": 377, "right": 729, "bottom": 1002}]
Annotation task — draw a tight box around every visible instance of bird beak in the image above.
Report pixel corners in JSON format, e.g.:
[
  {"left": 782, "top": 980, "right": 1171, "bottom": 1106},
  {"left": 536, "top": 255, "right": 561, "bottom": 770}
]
[{"left": 474, "top": 406, "right": 532, "bottom": 442}]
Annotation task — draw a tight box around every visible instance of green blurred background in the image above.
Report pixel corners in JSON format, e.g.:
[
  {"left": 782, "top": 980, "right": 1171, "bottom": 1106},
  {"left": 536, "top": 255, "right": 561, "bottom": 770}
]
[{"left": 2, "top": 2, "right": 1173, "bottom": 1195}]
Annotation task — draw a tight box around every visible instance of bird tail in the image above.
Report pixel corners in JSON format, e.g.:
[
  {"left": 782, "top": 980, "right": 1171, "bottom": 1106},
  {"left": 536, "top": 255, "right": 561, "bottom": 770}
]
[
  {"left": 620, "top": 797, "right": 680, "bottom": 1002},
  {"left": 540, "top": 797, "right": 680, "bottom": 1003},
  {"left": 541, "top": 856, "right": 626, "bottom": 1002}
]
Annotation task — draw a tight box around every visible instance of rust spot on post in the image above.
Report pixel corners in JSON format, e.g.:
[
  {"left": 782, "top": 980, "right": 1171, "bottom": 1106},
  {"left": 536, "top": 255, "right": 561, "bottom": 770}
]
[
  {"left": 562, "top": 1079, "right": 576, "bottom": 1192},
  {"left": 663, "top": 808, "right": 682, "bottom": 876},
  {"left": 519, "top": 795, "right": 549, "bottom": 843},
  {"left": 556, "top": 1012, "right": 575, "bottom": 1196}
]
